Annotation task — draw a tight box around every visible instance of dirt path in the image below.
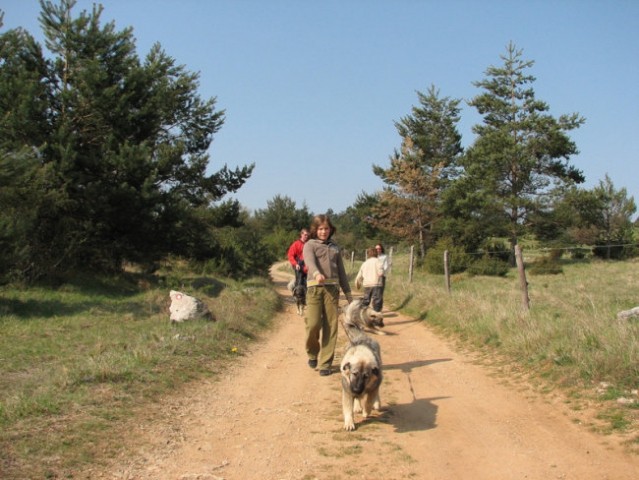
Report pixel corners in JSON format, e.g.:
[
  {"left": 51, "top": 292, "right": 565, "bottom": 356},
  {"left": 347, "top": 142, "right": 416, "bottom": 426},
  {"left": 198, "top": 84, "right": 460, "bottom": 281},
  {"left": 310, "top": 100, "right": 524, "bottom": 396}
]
[{"left": 89, "top": 264, "right": 638, "bottom": 480}]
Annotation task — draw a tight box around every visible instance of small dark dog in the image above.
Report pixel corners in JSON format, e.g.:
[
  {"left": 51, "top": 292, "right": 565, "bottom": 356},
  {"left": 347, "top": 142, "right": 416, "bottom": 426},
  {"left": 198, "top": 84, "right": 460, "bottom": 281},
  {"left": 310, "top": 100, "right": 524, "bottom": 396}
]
[
  {"left": 288, "top": 278, "right": 306, "bottom": 316},
  {"left": 292, "top": 283, "right": 306, "bottom": 316}
]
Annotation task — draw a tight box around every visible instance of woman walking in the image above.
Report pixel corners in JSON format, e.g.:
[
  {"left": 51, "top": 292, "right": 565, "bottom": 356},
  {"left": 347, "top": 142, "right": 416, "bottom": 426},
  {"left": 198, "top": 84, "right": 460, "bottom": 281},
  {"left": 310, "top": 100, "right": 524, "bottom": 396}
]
[{"left": 303, "top": 214, "right": 353, "bottom": 376}]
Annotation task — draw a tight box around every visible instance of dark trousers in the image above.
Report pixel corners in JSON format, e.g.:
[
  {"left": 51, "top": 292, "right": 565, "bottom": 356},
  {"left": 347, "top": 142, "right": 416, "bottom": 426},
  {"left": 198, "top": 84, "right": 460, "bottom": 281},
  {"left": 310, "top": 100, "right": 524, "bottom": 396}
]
[{"left": 362, "top": 286, "right": 383, "bottom": 312}]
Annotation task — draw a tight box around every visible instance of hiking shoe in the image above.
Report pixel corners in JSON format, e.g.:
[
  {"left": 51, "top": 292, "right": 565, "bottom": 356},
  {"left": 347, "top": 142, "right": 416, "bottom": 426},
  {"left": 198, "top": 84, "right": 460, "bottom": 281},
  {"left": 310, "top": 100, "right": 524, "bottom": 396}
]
[
  {"left": 319, "top": 369, "right": 332, "bottom": 376},
  {"left": 308, "top": 359, "right": 318, "bottom": 369}
]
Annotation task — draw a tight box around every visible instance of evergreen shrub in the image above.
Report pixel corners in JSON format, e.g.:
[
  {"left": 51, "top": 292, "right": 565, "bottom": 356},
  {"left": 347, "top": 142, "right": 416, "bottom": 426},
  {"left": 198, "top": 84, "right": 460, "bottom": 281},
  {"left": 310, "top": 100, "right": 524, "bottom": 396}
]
[
  {"left": 528, "top": 256, "right": 563, "bottom": 275},
  {"left": 424, "top": 238, "right": 472, "bottom": 274},
  {"left": 467, "top": 257, "right": 510, "bottom": 277},
  {"left": 480, "top": 240, "right": 510, "bottom": 262}
]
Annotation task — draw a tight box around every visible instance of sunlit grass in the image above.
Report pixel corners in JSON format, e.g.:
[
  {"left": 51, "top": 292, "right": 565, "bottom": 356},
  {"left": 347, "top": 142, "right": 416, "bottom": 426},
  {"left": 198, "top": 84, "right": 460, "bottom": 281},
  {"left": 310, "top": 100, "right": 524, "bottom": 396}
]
[
  {"left": 386, "top": 255, "right": 638, "bottom": 387},
  {"left": 0, "top": 269, "right": 280, "bottom": 478},
  {"left": 384, "top": 254, "right": 639, "bottom": 437}
]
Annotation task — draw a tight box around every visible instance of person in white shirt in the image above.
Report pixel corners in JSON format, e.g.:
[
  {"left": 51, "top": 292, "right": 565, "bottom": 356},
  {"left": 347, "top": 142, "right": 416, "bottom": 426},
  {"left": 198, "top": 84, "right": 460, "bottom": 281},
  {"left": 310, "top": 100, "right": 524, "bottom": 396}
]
[{"left": 355, "top": 247, "right": 384, "bottom": 312}]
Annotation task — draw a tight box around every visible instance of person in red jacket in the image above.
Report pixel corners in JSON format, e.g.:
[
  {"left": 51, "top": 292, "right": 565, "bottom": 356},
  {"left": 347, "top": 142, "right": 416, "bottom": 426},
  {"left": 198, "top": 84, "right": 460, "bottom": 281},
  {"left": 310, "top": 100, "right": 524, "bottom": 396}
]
[{"left": 287, "top": 228, "right": 309, "bottom": 290}]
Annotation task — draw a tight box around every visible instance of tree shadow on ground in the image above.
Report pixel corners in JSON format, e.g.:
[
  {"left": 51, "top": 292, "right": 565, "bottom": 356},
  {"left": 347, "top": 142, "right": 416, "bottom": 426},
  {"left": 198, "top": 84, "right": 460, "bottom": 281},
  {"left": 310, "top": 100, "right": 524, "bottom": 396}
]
[
  {"left": 0, "top": 297, "right": 104, "bottom": 319},
  {"left": 395, "top": 294, "right": 413, "bottom": 310},
  {"left": 390, "top": 295, "right": 429, "bottom": 320}
]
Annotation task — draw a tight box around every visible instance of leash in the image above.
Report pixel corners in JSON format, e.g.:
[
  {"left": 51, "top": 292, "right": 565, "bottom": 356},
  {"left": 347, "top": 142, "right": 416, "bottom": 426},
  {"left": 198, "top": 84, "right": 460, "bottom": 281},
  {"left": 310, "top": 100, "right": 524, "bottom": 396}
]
[{"left": 339, "top": 303, "right": 356, "bottom": 343}]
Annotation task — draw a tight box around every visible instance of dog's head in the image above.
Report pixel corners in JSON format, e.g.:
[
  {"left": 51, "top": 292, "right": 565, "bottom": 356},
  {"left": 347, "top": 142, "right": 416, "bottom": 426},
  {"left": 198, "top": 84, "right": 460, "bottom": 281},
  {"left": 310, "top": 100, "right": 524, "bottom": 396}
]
[
  {"left": 341, "top": 358, "right": 381, "bottom": 395},
  {"left": 362, "top": 307, "right": 385, "bottom": 328}
]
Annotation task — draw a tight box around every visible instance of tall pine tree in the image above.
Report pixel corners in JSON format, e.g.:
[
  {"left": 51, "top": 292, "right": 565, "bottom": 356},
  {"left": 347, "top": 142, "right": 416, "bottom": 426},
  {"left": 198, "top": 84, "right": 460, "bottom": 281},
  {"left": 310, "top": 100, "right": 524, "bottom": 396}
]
[
  {"left": 372, "top": 85, "right": 463, "bottom": 257},
  {"left": 462, "top": 42, "right": 585, "bottom": 261},
  {"left": 0, "top": 0, "right": 254, "bottom": 280}
]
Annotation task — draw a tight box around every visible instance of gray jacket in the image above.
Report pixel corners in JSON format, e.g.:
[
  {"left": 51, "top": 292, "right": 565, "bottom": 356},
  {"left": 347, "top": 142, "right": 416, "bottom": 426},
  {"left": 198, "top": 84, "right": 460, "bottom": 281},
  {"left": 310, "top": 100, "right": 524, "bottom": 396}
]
[{"left": 303, "top": 239, "right": 351, "bottom": 296}]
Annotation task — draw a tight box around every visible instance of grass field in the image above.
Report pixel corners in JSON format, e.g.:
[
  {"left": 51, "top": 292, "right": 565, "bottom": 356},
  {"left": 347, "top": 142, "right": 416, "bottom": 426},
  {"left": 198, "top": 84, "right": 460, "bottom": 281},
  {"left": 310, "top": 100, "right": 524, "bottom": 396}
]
[
  {"left": 0, "top": 266, "right": 280, "bottom": 478},
  {"left": 1, "top": 256, "right": 638, "bottom": 477}
]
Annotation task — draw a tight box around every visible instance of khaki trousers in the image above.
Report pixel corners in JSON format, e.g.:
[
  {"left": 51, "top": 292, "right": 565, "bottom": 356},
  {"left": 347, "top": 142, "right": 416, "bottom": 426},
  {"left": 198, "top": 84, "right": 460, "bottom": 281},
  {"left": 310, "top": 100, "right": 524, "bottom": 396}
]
[{"left": 305, "top": 284, "right": 340, "bottom": 370}]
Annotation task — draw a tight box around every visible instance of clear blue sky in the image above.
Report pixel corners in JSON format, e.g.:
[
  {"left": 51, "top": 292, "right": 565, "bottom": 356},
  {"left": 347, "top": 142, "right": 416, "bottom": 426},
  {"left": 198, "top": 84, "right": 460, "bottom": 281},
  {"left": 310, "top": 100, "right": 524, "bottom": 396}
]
[{"left": 3, "top": 0, "right": 638, "bottom": 217}]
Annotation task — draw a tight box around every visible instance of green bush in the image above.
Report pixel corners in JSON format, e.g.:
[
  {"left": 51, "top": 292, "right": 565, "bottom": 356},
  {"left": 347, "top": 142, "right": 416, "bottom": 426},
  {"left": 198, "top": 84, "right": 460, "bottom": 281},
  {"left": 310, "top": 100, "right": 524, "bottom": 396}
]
[
  {"left": 528, "top": 256, "right": 563, "bottom": 275},
  {"left": 480, "top": 240, "right": 510, "bottom": 262},
  {"left": 593, "top": 243, "right": 637, "bottom": 260},
  {"left": 569, "top": 247, "right": 591, "bottom": 259},
  {"left": 548, "top": 248, "right": 564, "bottom": 261},
  {"left": 467, "top": 257, "right": 510, "bottom": 277},
  {"left": 424, "top": 238, "right": 472, "bottom": 274}
]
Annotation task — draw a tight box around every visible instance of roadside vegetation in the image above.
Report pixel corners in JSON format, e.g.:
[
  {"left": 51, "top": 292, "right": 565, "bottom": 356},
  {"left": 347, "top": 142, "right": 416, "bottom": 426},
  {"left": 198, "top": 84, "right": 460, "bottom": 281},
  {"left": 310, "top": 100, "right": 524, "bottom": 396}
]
[
  {"left": 2, "top": 2, "right": 638, "bottom": 476},
  {"left": 0, "top": 262, "right": 279, "bottom": 478},
  {"left": 383, "top": 250, "right": 639, "bottom": 447},
  {"left": 2, "top": 252, "right": 638, "bottom": 477}
]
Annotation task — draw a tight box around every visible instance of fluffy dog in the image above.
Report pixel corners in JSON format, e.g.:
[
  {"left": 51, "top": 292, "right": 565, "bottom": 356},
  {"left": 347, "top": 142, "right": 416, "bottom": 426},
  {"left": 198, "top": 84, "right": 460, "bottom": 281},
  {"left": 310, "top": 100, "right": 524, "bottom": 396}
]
[
  {"left": 340, "top": 325, "right": 383, "bottom": 431},
  {"left": 343, "top": 299, "right": 386, "bottom": 335}
]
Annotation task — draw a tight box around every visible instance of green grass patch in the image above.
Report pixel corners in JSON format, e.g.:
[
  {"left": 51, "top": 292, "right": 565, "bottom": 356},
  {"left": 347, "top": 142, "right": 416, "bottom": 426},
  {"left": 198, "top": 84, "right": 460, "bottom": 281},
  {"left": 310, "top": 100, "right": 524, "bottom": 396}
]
[
  {"left": 0, "top": 267, "right": 280, "bottom": 478},
  {"left": 386, "top": 255, "right": 639, "bottom": 390},
  {"left": 596, "top": 408, "right": 632, "bottom": 433}
]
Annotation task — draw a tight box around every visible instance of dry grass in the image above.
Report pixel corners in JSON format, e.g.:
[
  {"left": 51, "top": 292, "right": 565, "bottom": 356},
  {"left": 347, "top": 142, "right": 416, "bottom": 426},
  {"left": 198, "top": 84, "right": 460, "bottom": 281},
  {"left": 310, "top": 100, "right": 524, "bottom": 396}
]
[{"left": 384, "top": 254, "right": 639, "bottom": 439}]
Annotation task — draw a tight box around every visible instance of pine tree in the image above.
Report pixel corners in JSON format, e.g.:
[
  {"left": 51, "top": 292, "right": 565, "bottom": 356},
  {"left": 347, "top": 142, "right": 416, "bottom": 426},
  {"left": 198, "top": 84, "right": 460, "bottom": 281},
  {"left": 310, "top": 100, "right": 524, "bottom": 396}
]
[
  {"left": 372, "top": 85, "right": 463, "bottom": 257},
  {"left": 464, "top": 42, "right": 585, "bottom": 261},
  {"left": 0, "top": 16, "right": 56, "bottom": 281},
  {"left": 592, "top": 175, "right": 637, "bottom": 259},
  {"left": 331, "top": 192, "right": 385, "bottom": 252},
  {"left": 0, "top": 0, "right": 254, "bottom": 280}
]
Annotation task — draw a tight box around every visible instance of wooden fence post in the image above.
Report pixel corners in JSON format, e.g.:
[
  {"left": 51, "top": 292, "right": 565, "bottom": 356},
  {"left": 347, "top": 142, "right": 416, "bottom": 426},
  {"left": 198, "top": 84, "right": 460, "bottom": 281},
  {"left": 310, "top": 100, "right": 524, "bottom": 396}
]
[
  {"left": 409, "top": 245, "right": 415, "bottom": 283},
  {"left": 444, "top": 249, "right": 451, "bottom": 294},
  {"left": 515, "top": 245, "right": 530, "bottom": 310}
]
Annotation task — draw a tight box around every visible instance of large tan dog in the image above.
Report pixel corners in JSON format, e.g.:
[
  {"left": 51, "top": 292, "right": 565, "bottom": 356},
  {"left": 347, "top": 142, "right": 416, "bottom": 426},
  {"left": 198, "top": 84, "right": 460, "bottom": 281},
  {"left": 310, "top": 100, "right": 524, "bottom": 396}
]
[
  {"left": 343, "top": 299, "right": 386, "bottom": 335},
  {"left": 340, "top": 323, "right": 383, "bottom": 431}
]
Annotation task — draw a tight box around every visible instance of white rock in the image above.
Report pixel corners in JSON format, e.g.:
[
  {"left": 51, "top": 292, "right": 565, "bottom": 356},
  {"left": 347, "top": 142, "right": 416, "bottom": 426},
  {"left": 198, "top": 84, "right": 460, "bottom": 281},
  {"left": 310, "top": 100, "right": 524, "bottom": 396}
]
[{"left": 169, "top": 290, "right": 213, "bottom": 322}]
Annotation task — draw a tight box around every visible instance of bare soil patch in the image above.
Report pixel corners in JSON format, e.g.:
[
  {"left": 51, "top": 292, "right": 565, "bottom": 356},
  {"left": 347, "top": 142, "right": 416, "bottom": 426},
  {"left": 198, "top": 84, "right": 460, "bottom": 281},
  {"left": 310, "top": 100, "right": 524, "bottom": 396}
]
[{"left": 82, "top": 264, "right": 638, "bottom": 479}]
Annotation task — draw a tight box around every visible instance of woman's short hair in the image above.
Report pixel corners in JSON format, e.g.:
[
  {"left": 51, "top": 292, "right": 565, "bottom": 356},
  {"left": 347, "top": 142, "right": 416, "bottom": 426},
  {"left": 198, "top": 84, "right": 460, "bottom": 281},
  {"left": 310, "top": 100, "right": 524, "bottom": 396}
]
[{"left": 309, "top": 214, "right": 336, "bottom": 239}]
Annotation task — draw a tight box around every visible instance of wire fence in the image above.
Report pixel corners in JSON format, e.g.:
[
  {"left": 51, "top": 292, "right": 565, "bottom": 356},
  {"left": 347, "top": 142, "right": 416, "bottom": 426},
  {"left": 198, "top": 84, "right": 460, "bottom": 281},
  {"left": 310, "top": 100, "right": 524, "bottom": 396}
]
[
  {"left": 345, "top": 242, "right": 639, "bottom": 311},
  {"left": 347, "top": 242, "right": 639, "bottom": 265}
]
